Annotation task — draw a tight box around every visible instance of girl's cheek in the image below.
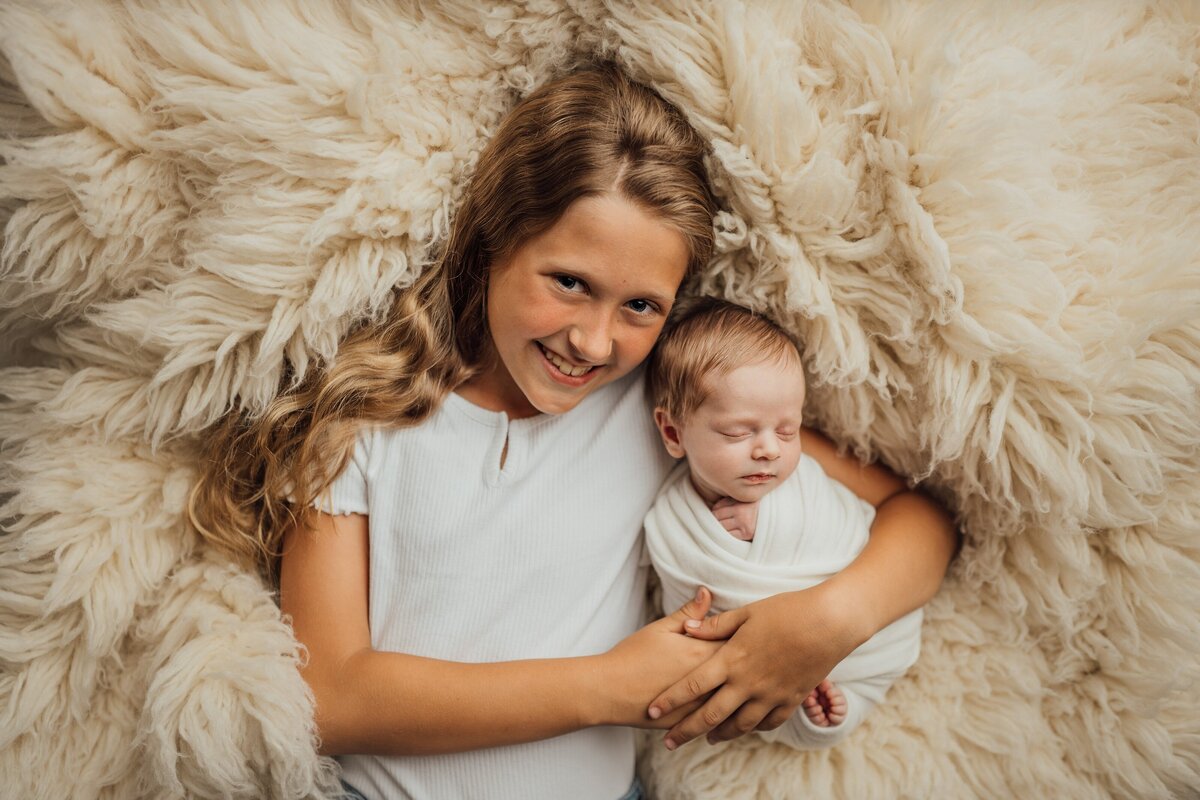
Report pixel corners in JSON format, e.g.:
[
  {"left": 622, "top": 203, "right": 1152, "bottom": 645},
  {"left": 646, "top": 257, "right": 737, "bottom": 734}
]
[{"left": 525, "top": 296, "right": 571, "bottom": 331}]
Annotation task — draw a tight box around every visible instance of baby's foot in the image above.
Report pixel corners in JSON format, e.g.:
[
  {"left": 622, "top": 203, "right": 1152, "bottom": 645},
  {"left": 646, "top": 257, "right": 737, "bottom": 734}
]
[{"left": 802, "top": 679, "right": 847, "bottom": 727}]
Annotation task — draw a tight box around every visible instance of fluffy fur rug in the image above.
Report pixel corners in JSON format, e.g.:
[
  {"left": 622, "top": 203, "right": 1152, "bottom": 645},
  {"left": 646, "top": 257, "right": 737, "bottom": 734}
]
[{"left": 2, "top": 1, "right": 1198, "bottom": 798}]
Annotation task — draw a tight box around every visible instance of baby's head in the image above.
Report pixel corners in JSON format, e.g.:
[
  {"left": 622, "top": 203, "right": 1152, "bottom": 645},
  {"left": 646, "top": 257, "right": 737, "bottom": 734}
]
[{"left": 647, "top": 298, "right": 806, "bottom": 505}]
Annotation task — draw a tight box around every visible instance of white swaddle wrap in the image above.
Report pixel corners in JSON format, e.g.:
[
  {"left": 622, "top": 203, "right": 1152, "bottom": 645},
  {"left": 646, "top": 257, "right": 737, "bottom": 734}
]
[{"left": 644, "top": 455, "right": 923, "bottom": 749}]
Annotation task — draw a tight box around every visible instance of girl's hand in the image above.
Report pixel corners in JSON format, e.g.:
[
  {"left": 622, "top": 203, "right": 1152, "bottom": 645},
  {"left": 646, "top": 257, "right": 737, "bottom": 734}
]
[
  {"left": 710, "top": 497, "right": 758, "bottom": 541},
  {"left": 593, "top": 587, "right": 724, "bottom": 730},
  {"left": 646, "top": 584, "right": 860, "bottom": 749}
]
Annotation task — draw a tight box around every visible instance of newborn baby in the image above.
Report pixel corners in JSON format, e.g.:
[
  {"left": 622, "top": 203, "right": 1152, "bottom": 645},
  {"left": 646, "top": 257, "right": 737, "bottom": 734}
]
[{"left": 643, "top": 297, "right": 924, "bottom": 748}]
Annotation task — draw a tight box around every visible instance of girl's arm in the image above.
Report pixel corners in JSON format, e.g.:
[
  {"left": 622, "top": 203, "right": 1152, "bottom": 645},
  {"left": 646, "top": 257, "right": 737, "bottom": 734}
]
[
  {"left": 795, "top": 427, "right": 961, "bottom": 636},
  {"left": 280, "top": 510, "right": 720, "bottom": 756},
  {"left": 644, "top": 427, "right": 960, "bottom": 750}
]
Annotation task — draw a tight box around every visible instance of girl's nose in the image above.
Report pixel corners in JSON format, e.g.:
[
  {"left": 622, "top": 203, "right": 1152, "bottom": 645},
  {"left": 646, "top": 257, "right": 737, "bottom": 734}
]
[{"left": 567, "top": 318, "right": 613, "bottom": 364}]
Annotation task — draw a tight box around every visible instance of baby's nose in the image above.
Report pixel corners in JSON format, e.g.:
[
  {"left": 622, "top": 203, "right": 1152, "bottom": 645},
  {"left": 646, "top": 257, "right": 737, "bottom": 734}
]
[{"left": 753, "top": 437, "right": 780, "bottom": 459}]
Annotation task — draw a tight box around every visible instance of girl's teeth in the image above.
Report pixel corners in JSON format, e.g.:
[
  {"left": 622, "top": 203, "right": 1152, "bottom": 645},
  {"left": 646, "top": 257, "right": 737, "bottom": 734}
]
[{"left": 541, "top": 345, "right": 593, "bottom": 377}]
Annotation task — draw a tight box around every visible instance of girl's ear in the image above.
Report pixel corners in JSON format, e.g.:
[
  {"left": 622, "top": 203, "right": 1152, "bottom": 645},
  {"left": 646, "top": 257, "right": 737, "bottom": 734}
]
[{"left": 653, "top": 407, "right": 687, "bottom": 459}]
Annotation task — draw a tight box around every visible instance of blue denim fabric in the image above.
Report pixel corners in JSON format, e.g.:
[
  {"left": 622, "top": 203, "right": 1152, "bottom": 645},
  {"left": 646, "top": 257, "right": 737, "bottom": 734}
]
[
  {"left": 618, "top": 777, "right": 646, "bottom": 800},
  {"left": 338, "top": 778, "right": 370, "bottom": 800}
]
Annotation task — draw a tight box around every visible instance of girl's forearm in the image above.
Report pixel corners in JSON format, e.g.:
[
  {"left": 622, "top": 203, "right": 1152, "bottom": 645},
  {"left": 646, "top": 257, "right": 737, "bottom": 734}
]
[
  {"left": 821, "top": 489, "right": 960, "bottom": 646},
  {"left": 317, "top": 649, "right": 608, "bottom": 756}
]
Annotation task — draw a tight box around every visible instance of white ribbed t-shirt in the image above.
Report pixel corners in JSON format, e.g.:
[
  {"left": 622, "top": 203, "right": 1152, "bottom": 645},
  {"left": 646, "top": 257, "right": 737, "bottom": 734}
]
[{"left": 311, "top": 367, "right": 675, "bottom": 800}]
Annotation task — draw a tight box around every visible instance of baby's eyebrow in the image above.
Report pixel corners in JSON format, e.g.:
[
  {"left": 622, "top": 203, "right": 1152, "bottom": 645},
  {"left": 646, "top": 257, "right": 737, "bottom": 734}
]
[
  {"left": 713, "top": 415, "right": 801, "bottom": 428},
  {"left": 713, "top": 417, "right": 758, "bottom": 427}
]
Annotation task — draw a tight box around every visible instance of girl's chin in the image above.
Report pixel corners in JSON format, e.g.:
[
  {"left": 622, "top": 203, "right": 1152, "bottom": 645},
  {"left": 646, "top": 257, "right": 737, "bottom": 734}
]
[
  {"left": 520, "top": 380, "right": 596, "bottom": 415},
  {"left": 526, "top": 395, "right": 581, "bottom": 416}
]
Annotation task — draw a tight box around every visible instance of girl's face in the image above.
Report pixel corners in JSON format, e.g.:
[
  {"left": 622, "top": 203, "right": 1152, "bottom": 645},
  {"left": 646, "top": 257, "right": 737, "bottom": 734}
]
[
  {"left": 655, "top": 358, "right": 807, "bottom": 505},
  {"left": 468, "top": 193, "right": 690, "bottom": 418}
]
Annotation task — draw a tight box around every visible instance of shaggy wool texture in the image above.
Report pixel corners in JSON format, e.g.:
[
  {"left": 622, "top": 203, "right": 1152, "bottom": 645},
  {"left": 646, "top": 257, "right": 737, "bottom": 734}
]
[{"left": 2, "top": 1, "right": 1199, "bottom": 798}]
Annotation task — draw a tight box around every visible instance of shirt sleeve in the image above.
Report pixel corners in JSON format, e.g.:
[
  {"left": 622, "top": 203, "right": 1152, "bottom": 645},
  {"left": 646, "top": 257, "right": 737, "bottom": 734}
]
[{"left": 311, "top": 427, "right": 372, "bottom": 516}]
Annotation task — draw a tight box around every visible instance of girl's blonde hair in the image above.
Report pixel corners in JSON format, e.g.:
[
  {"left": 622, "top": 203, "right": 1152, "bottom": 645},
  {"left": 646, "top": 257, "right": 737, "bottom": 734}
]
[
  {"left": 187, "top": 62, "right": 717, "bottom": 584},
  {"left": 646, "top": 296, "right": 803, "bottom": 423}
]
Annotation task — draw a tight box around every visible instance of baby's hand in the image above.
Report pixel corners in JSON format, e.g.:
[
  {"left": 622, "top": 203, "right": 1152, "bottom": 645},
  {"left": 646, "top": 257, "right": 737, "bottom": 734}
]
[{"left": 711, "top": 497, "right": 758, "bottom": 541}]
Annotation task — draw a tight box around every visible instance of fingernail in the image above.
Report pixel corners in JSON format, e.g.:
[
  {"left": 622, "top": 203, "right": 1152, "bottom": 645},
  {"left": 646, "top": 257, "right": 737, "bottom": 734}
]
[
  {"left": 664, "top": 738, "right": 677, "bottom": 751},
  {"left": 685, "top": 619, "right": 700, "bottom": 629},
  {"left": 694, "top": 587, "right": 703, "bottom": 602},
  {"left": 648, "top": 707, "right": 661, "bottom": 720}
]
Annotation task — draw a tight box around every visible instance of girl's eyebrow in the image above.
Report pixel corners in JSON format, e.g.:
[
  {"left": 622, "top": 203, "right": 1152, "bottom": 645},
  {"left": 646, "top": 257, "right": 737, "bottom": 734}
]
[{"left": 550, "top": 262, "right": 674, "bottom": 308}]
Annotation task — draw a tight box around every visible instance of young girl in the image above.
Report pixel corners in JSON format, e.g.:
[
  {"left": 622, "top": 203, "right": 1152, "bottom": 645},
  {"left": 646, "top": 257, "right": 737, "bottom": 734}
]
[{"left": 189, "top": 63, "right": 959, "bottom": 800}]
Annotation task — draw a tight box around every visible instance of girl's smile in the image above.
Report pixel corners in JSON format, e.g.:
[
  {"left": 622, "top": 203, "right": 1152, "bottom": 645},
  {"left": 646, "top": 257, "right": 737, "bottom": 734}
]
[{"left": 537, "top": 341, "right": 603, "bottom": 386}]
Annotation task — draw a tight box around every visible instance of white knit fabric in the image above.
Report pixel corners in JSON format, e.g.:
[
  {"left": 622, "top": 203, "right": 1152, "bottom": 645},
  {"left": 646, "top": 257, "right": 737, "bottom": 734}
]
[
  {"left": 645, "top": 455, "right": 923, "bottom": 749},
  {"left": 310, "top": 367, "right": 674, "bottom": 800}
]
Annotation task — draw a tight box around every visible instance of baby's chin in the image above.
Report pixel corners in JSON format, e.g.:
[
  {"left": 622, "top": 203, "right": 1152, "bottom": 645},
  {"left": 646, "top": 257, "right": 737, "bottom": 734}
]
[{"left": 723, "top": 483, "right": 777, "bottom": 504}]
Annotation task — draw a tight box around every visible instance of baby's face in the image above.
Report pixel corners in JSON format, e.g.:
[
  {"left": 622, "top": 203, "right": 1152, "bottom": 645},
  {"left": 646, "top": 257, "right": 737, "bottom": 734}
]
[{"left": 660, "top": 357, "right": 806, "bottom": 505}]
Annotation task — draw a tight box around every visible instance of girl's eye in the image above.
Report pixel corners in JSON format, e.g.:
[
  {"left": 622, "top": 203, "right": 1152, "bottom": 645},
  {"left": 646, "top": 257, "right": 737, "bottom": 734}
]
[
  {"left": 777, "top": 429, "right": 798, "bottom": 439},
  {"left": 721, "top": 431, "right": 750, "bottom": 439},
  {"left": 626, "top": 299, "right": 657, "bottom": 315},
  {"left": 554, "top": 275, "right": 585, "bottom": 292}
]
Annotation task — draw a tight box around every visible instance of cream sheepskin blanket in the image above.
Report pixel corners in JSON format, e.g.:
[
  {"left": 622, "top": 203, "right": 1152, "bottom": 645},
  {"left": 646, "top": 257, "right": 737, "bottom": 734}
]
[
  {"left": 644, "top": 458, "right": 923, "bottom": 750},
  {"left": 1, "top": 1, "right": 1198, "bottom": 798}
]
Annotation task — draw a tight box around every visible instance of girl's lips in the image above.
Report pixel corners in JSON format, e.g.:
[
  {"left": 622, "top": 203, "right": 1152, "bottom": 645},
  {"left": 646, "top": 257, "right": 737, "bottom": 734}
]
[
  {"left": 536, "top": 342, "right": 601, "bottom": 388},
  {"left": 742, "top": 474, "right": 775, "bottom": 483}
]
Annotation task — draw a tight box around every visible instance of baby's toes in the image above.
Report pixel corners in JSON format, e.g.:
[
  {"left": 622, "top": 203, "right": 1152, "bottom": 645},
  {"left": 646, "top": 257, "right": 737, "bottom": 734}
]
[{"left": 827, "top": 691, "right": 847, "bottom": 725}]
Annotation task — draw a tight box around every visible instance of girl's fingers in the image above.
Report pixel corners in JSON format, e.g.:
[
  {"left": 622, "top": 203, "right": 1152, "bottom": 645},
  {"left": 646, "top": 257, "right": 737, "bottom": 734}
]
[
  {"left": 662, "top": 685, "right": 742, "bottom": 750},
  {"left": 648, "top": 659, "right": 725, "bottom": 721},
  {"left": 663, "top": 586, "right": 712, "bottom": 630},
  {"left": 754, "top": 704, "right": 792, "bottom": 732},
  {"left": 682, "top": 606, "right": 749, "bottom": 640},
  {"left": 707, "top": 699, "right": 774, "bottom": 743}
]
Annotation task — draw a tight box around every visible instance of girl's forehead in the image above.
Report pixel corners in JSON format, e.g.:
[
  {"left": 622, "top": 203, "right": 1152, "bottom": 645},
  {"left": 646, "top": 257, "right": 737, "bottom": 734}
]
[{"left": 523, "top": 194, "right": 689, "bottom": 290}]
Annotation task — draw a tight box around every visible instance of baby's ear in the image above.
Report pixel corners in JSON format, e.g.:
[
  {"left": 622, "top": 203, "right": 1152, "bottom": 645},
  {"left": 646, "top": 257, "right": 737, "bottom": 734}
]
[{"left": 653, "top": 407, "right": 686, "bottom": 459}]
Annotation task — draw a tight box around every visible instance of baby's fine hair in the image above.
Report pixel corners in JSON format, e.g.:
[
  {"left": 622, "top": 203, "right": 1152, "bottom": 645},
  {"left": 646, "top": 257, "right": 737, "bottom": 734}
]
[{"left": 646, "top": 297, "right": 803, "bottom": 422}]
